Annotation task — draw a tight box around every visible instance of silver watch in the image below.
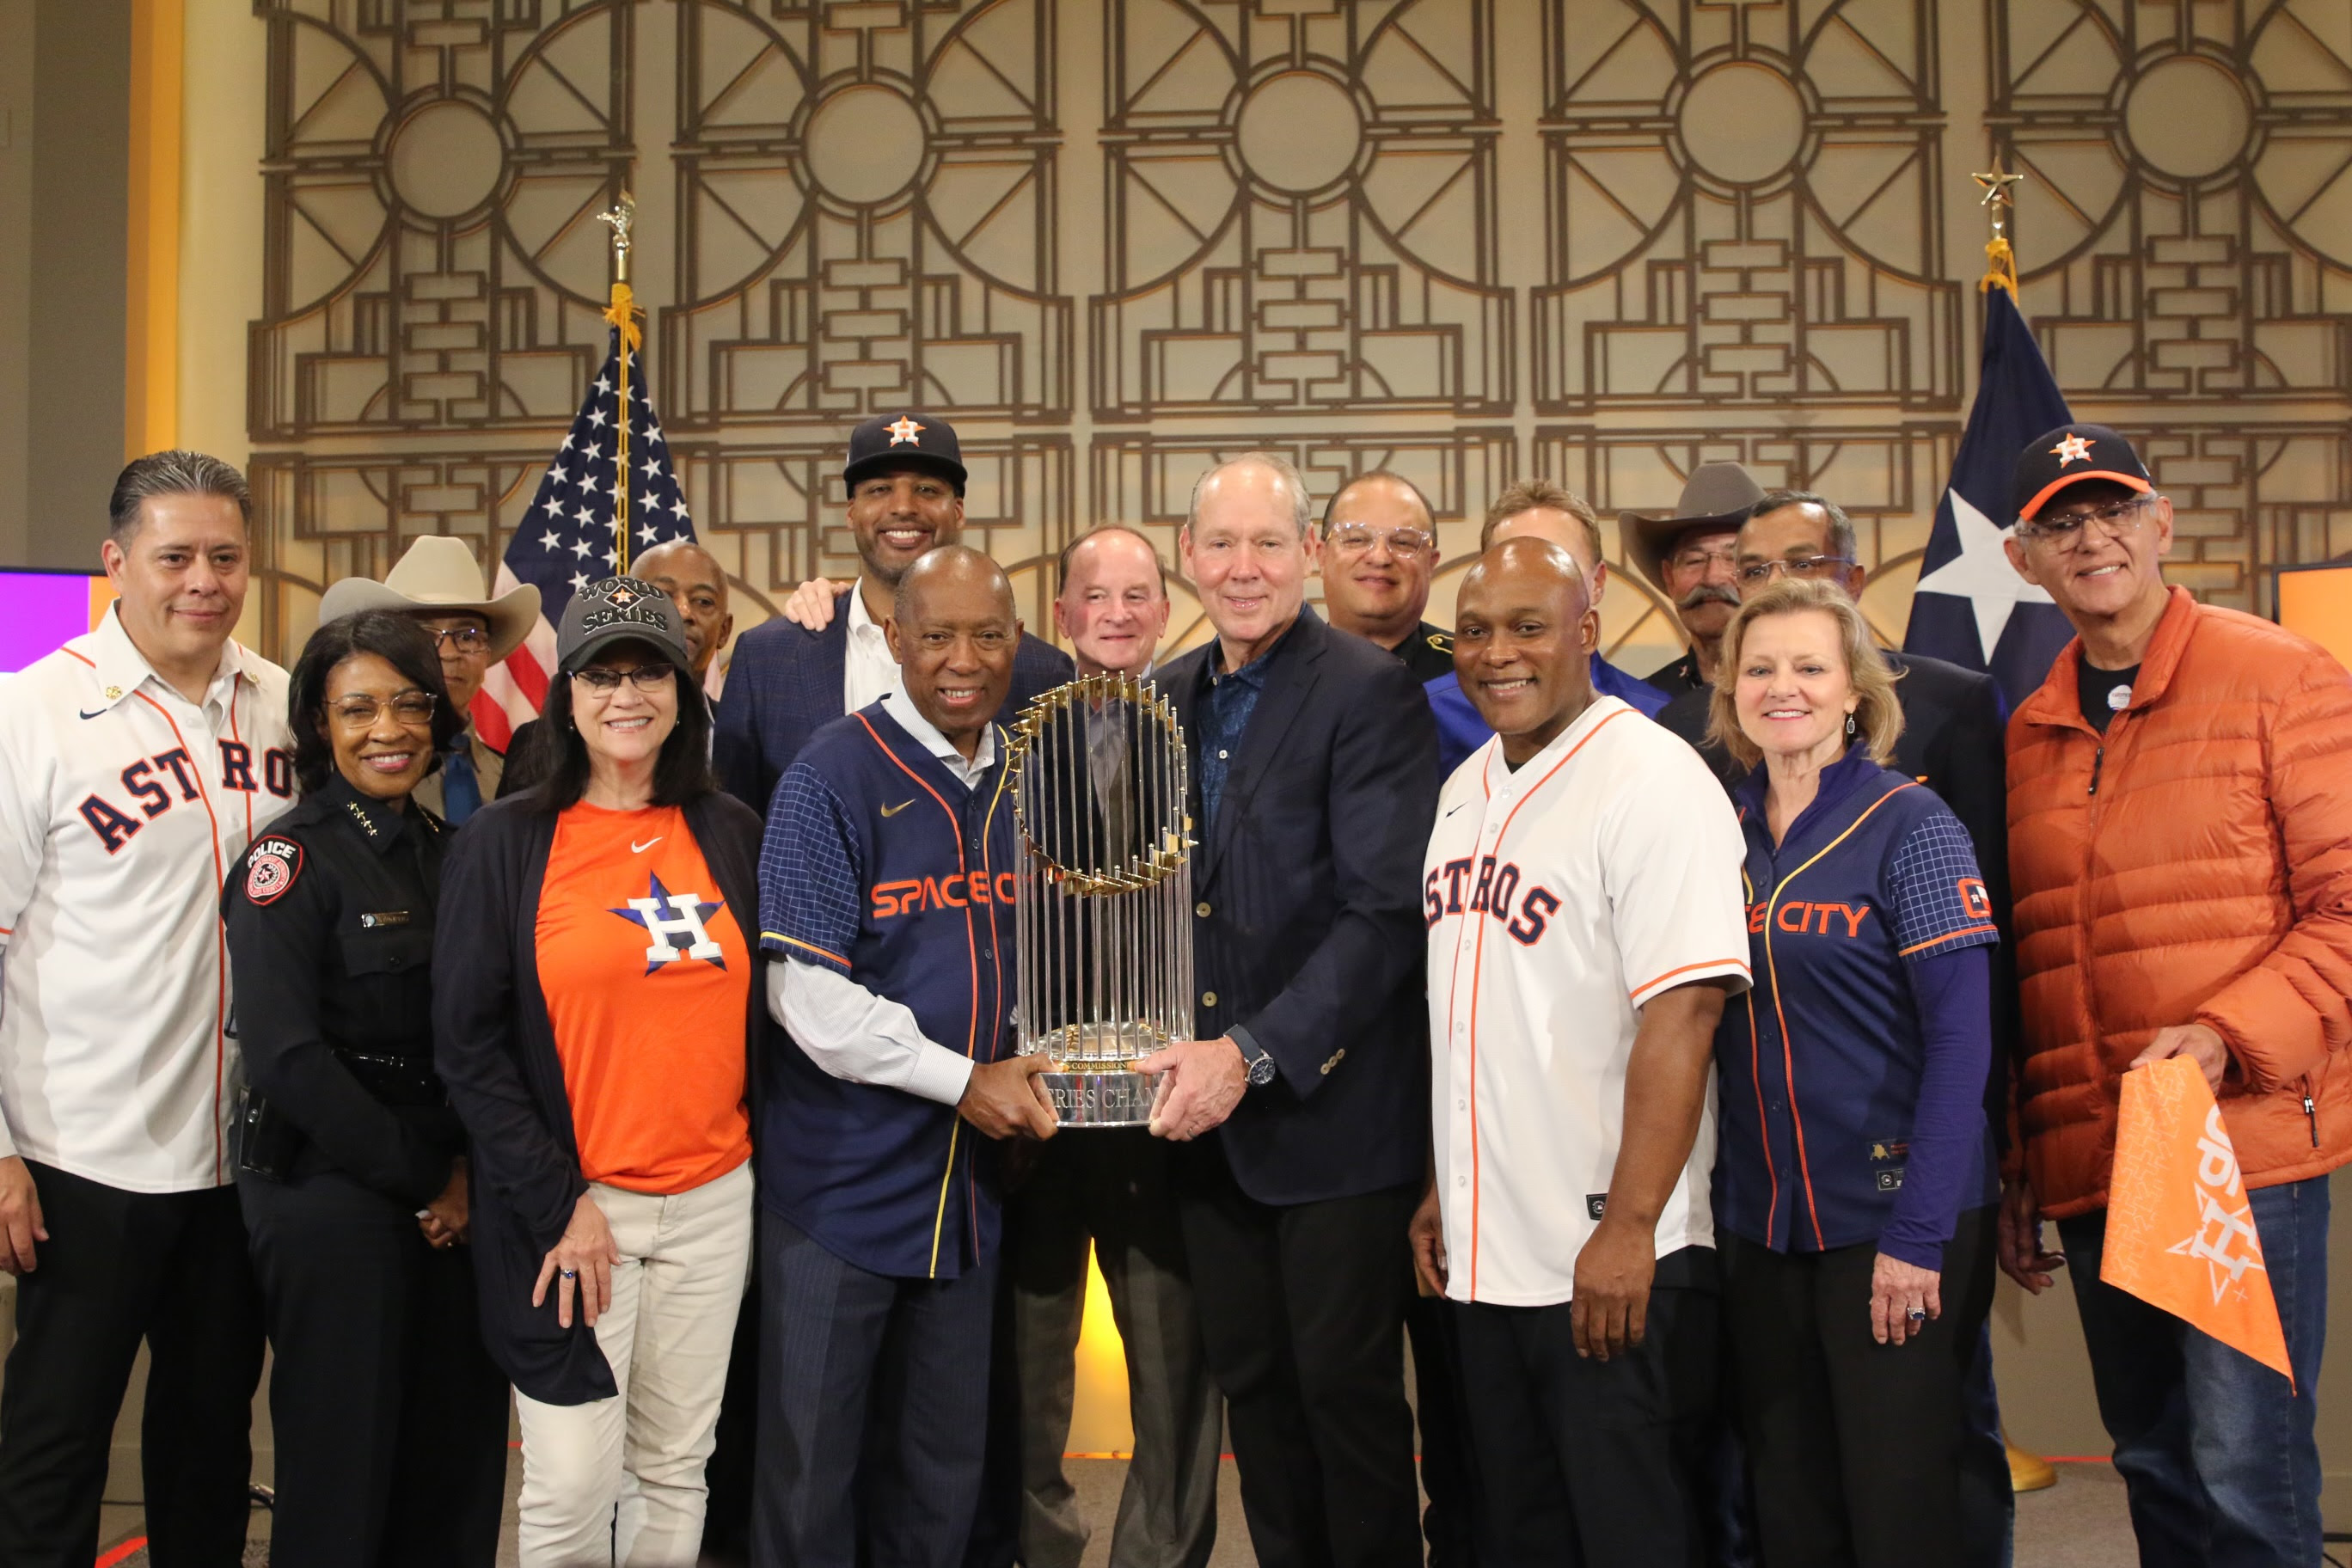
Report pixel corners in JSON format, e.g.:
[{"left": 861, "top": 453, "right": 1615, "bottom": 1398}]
[{"left": 1239, "top": 1038, "right": 1277, "bottom": 1087}]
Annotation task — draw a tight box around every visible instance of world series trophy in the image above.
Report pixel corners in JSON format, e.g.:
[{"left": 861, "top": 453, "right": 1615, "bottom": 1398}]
[{"left": 1008, "top": 673, "right": 1195, "bottom": 1127}]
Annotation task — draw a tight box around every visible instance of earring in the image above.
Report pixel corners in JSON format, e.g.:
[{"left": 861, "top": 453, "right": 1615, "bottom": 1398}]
[{"left": 1845, "top": 712, "right": 1858, "bottom": 741}]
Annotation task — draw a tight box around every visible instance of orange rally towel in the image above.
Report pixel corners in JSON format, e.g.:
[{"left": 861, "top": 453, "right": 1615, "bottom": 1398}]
[{"left": 2101, "top": 1055, "right": 2294, "bottom": 1387}]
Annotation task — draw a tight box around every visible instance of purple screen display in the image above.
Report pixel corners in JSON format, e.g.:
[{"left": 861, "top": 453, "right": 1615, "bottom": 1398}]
[{"left": 0, "top": 573, "right": 98, "bottom": 675}]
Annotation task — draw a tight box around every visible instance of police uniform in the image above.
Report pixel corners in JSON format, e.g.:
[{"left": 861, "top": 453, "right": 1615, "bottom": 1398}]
[
  {"left": 1424, "top": 695, "right": 1749, "bottom": 1564},
  {"left": 223, "top": 773, "right": 508, "bottom": 1567},
  {"left": 0, "top": 605, "right": 293, "bottom": 1567},
  {"left": 1713, "top": 747, "right": 2000, "bottom": 1568},
  {"left": 1392, "top": 620, "right": 1457, "bottom": 683},
  {"left": 754, "top": 695, "right": 1019, "bottom": 1565}
]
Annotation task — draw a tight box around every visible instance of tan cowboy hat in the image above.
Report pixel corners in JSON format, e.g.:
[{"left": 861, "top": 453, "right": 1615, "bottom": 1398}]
[
  {"left": 1619, "top": 462, "right": 1768, "bottom": 594},
  {"left": 317, "top": 536, "right": 540, "bottom": 662}
]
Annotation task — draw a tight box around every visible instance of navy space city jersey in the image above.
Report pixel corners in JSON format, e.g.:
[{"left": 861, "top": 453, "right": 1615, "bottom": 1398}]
[
  {"left": 1714, "top": 746, "right": 2000, "bottom": 1256},
  {"left": 756, "top": 699, "right": 1018, "bottom": 1281}
]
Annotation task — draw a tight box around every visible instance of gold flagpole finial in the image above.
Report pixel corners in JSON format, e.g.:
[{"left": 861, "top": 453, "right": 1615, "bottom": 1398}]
[
  {"left": 1970, "top": 158, "right": 2025, "bottom": 297},
  {"left": 597, "top": 189, "right": 640, "bottom": 572},
  {"left": 596, "top": 191, "right": 635, "bottom": 285}
]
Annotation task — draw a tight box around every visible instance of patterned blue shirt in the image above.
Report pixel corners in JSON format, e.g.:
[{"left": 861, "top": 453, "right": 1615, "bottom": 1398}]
[{"left": 1196, "top": 643, "right": 1273, "bottom": 826}]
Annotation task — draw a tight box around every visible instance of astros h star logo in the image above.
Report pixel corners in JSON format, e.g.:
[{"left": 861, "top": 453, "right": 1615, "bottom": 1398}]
[
  {"left": 609, "top": 873, "right": 726, "bottom": 974},
  {"left": 885, "top": 415, "right": 924, "bottom": 447}
]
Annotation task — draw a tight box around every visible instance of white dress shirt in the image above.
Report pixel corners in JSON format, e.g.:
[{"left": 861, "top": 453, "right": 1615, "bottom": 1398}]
[
  {"left": 767, "top": 691, "right": 1000, "bottom": 1106},
  {"left": 842, "top": 585, "right": 907, "bottom": 714}
]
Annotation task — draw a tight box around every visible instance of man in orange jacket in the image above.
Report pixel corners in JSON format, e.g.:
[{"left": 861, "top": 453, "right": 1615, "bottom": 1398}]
[{"left": 2000, "top": 423, "right": 2352, "bottom": 1568}]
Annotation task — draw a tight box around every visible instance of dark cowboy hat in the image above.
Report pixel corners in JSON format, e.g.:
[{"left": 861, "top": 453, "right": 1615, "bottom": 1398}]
[{"left": 1619, "top": 462, "right": 1768, "bottom": 593}]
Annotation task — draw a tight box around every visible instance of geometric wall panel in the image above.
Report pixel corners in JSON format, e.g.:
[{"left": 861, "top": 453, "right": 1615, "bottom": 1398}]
[
  {"left": 252, "top": 0, "right": 634, "bottom": 439},
  {"left": 663, "top": 0, "right": 1069, "bottom": 427},
  {"left": 1090, "top": 0, "right": 1512, "bottom": 420},
  {"left": 1996, "top": 0, "right": 2352, "bottom": 401},
  {"left": 247, "top": 2, "right": 2352, "bottom": 672},
  {"left": 1534, "top": 0, "right": 1962, "bottom": 412}
]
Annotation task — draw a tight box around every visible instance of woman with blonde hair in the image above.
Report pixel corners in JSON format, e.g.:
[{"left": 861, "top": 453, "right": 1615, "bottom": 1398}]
[{"left": 1707, "top": 578, "right": 2001, "bottom": 1568}]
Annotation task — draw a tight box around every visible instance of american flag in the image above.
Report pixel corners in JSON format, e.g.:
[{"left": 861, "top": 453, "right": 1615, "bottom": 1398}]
[{"left": 475, "top": 331, "right": 697, "bottom": 750}]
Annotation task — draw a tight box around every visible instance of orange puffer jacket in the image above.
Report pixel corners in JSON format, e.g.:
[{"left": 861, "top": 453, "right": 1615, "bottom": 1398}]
[{"left": 2007, "top": 586, "right": 2352, "bottom": 1220}]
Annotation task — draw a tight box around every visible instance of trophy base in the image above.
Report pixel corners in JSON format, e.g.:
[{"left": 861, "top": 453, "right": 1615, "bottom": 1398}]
[{"left": 1038, "top": 1069, "right": 1159, "bottom": 1128}]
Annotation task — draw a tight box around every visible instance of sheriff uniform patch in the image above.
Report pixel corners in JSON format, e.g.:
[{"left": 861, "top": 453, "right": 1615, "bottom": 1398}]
[{"left": 245, "top": 836, "right": 304, "bottom": 905}]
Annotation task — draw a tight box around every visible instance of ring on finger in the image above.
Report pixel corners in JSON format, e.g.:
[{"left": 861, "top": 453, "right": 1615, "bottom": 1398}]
[{"left": 1906, "top": 1306, "right": 1927, "bottom": 1322}]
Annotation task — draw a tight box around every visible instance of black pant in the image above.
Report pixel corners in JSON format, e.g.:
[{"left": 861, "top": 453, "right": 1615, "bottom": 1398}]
[
  {"left": 701, "top": 1270, "right": 763, "bottom": 1565},
  {"left": 752, "top": 1216, "right": 997, "bottom": 1568},
  {"left": 1406, "top": 1291, "right": 1476, "bottom": 1567},
  {"left": 1449, "top": 1286, "right": 1717, "bottom": 1568},
  {"left": 1179, "top": 1157, "right": 1420, "bottom": 1568},
  {"left": 1722, "top": 1207, "right": 1996, "bottom": 1568},
  {"left": 0, "top": 1161, "right": 264, "bottom": 1568},
  {"left": 239, "top": 1167, "right": 508, "bottom": 1567}
]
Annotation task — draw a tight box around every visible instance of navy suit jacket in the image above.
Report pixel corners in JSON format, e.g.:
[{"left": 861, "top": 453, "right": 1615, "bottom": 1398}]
[
  {"left": 1161, "top": 609, "right": 1440, "bottom": 1206},
  {"left": 714, "top": 588, "right": 1073, "bottom": 815}
]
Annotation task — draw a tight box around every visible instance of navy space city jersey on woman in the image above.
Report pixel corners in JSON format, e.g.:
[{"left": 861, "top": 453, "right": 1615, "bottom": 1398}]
[
  {"left": 756, "top": 699, "right": 1018, "bottom": 1281},
  {"left": 1713, "top": 746, "right": 2000, "bottom": 1256}
]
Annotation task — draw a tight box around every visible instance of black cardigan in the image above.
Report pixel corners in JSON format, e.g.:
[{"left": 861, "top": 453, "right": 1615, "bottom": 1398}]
[{"left": 432, "top": 786, "right": 769, "bottom": 1406}]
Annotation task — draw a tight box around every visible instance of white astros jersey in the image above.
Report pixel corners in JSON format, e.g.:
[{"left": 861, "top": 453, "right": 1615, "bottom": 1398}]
[
  {"left": 1424, "top": 696, "right": 1750, "bottom": 1308},
  {"left": 0, "top": 607, "right": 295, "bottom": 1191}
]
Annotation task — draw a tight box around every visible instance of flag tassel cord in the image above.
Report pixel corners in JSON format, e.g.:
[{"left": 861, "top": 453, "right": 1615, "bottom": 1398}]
[
  {"left": 606, "top": 280, "right": 640, "bottom": 575},
  {"left": 1980, "top": 235, "right": 2020, "bottom": 299}
]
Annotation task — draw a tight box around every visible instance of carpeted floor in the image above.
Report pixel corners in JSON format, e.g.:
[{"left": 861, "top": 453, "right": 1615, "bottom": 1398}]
[{"left": 97, "top": 1453, "right": 2145, "bottom": 1566}]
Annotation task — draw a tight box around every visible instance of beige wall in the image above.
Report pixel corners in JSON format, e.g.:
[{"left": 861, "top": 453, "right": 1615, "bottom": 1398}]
[{"left": 0, "top": 0, "right": 129, "bottom": 569}]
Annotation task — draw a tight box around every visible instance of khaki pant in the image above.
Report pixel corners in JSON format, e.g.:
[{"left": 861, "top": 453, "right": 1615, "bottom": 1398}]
[{"left": 515, "top": 1160, "right": 754, "bottom": 1568}]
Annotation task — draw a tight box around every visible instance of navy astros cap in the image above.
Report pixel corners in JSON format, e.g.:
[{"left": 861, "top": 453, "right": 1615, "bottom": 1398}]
[
  {"left": 2012, "top": 423, "right": 2153, "bottom": 522},
  {"left": 557, "top": 575, "right": 692, "bottom": 675},
  {"left": 842, "top": 411, "right": 967, "bottom": 499}
]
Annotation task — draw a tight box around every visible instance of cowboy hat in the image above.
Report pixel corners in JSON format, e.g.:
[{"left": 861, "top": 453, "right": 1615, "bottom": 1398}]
[
  {"left": 1619, "top": 462, "right": 1768, "bottom": 594},
  {"left": 317, "top": 536, "right": 540, "bottom": 662}
]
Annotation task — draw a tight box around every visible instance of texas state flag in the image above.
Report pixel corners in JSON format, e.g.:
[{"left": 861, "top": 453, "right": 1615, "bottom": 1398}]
[{"left": 1902, "top": 285, "right": 2077, "bottom": 710}]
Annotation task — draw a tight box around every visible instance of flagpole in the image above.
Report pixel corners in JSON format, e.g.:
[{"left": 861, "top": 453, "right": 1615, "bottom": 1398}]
[{"left": 597, "top": 192, "right": 640, "bottom": 575}]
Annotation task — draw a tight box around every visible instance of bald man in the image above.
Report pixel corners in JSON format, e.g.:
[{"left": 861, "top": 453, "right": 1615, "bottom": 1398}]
[
  {"left": 634, "top": 538, "right": 734, "bottom": 692},
  {"left": 1415, "top": 538, "right": 1745, "bottom": 1566},
  {"left": 754, "top": 547, "right": 1057, "bottom": 1566}
]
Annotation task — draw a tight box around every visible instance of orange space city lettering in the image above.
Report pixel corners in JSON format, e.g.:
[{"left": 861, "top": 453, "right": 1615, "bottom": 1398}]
[{"left": 871, "top": 869, "right": 1020, "bottom": 920}]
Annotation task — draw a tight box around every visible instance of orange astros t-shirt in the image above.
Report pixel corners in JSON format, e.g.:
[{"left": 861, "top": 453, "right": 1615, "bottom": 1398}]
[{"left": 536, "top": 802, "right": 752, "bottom": 1194}]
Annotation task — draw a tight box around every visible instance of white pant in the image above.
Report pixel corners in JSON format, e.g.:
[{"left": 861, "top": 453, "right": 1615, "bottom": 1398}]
[{"left": 515, "top": 1160, "right": 754, "bottom": 1568}]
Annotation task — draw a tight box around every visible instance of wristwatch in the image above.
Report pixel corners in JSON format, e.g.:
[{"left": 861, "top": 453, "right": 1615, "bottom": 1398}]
[{"left": 1237, "top": 1036, "right": 1277, "bottom": 1088}]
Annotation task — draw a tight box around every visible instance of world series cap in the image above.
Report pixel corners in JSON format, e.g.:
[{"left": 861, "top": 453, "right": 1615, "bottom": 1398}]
[
  {"left": 2011, "top": 423, "right": 2153, "bottom": 523},
  {"left": 556, "top": 575, "right": 693, "bottom": 675},
  {"left": 842, "top": 411, "right": 967, "bottom": 499}
]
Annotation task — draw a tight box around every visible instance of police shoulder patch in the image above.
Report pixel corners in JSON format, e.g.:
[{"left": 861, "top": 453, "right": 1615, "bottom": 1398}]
[{"left": 244, "top": 836, "right": 304, "bottom": 905}]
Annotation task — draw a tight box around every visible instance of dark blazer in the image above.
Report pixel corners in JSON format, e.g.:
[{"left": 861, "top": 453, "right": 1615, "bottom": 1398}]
[
  {"left": 432, "top": 787, "right": 769, "bottom": 1406},
  {"left": 1657, "top": 647, "right": 2018, "bottom": 1084},
  {"left": 713, "top": 588, "right": 1074, "bottom": 816},
  {"left": 1161, "top": 609, "right": 1440, "bottom": 1206}
]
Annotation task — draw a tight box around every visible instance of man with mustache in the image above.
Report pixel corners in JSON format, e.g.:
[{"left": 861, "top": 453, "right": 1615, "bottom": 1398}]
[{"left": 1620, "top": 464, "right": 1763, "bottom": 698}]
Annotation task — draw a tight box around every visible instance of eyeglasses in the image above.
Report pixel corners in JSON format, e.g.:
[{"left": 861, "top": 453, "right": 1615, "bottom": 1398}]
[
  {"left": 2018, "top": 494, "right": 2154, "bottom": 550},
  {"left": 571, "top": 665, "right": 676, "bottom": 694},
  {"left": 1670, "top": 544, "right": 1738, "bottom": 574},
  {"left": 1325, "top": 526, "right": 1434, "bottom": 557},
  {"left": 1736, "top": 554, "right": 1854, "bottom": 586},
  {"left": 424, "top": 626, "right": 491, "bottom": 654},
  {"left": 329, "top": 692, "right": 438, "bottom": 728}
]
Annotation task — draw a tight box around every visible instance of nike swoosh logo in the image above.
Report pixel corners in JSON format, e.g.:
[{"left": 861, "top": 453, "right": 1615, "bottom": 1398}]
[
  {"left": 1443, "top": 802, "right": 1469, "bottom": 818},
  {"left": 77, "top": 707, "right": 107, "bottom": 720},
  {"left": 879, "top": 799, "right": 915, "bottom": 818},
  {"left": 631, "top": 836, "right": 664, "bottom": 853}
]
